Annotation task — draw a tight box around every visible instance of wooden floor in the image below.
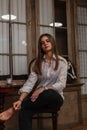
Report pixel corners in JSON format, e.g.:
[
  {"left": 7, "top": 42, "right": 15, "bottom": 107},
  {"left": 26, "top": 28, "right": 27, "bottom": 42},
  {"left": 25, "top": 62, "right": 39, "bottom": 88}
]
[
  {"left": 65, "top": 122, "right": 87, "bottom": 130},
  {"left": 58, "top": 122, "right": 87, "bottom": 130},
  {"left": 70, "top": 124, "right": 87, "bottom": 130},
  {"left": 31, "top": 121, "right": 87, "bottom": 130}
]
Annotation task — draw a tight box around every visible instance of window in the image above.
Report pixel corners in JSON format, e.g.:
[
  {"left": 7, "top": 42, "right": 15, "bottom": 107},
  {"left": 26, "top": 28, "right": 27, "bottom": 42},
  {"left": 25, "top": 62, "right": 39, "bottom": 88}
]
[
  {"left": 0, "top": 0, "right": 28, "bottom": 80},
  {"left": 38, "top": 0, "right": 68, "bottom": 58},
  {"left": 77, "top": 6, "right": 87, "bottom": 94},
  {"left": 0, "top": 0, "right": 69, "bottom": 83}
]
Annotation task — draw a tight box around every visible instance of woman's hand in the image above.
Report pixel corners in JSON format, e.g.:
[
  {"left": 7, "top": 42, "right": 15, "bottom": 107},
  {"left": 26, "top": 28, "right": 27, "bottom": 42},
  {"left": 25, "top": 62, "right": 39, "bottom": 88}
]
[
  {"left": 31, "top": 87, "right": 44, "bottom": 102},
  {"left": 13, "top": 100, "right": 22, "bottom": 110},
  {"left": 13, "top": 92, "right": 28, "bottom": 110}
]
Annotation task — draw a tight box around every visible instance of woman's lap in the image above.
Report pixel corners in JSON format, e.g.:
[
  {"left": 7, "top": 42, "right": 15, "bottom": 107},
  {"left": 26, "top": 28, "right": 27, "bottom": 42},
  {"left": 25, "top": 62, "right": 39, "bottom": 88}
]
[
  {"left": 21, "top": 89, "right": 63, "bottom": 111},
  {"left": 18, "top": 89, "right": 63, "bottom": 130}
]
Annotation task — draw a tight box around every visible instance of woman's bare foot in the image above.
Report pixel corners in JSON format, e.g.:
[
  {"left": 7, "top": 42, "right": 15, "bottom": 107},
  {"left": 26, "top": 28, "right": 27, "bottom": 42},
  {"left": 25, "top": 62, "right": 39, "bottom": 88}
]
[{"left": 0, "top": 107, "right": 15, "bottom": 122}]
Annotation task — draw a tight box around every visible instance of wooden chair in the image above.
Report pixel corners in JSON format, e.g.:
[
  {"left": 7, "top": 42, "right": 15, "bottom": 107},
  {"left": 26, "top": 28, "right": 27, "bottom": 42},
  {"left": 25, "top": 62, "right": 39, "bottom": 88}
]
[{"left": 32, "top": 108, "right": 59, "bottom": 130}]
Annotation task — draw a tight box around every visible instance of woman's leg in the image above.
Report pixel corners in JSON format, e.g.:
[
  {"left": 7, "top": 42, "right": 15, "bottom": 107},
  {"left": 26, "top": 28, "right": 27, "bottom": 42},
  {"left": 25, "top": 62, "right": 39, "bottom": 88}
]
[
  {"left": 19, "top": 89, "right": 63, "bottom": 130},
  {"left": 19, "top": 108, "right": 33, "bottom": 130},
  {"left": 38, "top": 89, "right": 63, "bottom": 110}
]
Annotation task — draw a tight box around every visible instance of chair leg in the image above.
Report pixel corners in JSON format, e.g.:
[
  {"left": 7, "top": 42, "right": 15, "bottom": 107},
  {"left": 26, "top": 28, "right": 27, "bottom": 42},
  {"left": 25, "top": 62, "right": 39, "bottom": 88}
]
[
  {"left": 52, "top": 112, "right": 58, "bottom": 130},
  {"left": 37, "top": 114, "right": 42, "bottom": 130}
]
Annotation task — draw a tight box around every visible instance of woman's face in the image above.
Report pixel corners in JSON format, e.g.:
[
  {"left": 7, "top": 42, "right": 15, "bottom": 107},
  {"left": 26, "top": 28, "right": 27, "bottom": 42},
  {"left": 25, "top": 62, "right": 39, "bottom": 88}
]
[{"left": 40, "top": 36, "right": 52, "bottom": 53}]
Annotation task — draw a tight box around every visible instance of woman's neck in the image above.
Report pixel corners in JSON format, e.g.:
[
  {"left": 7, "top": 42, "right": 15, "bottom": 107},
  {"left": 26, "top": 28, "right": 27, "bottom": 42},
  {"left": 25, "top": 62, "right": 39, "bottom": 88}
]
[{"left": 45, "top": 52, "right": 53, "bottom": 61}]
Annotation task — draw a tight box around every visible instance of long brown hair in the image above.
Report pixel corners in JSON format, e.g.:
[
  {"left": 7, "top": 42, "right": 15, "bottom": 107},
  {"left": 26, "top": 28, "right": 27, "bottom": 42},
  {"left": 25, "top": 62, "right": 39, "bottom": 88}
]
[{"left": 33, "top": 33, "right": 59, "bottom": 74}]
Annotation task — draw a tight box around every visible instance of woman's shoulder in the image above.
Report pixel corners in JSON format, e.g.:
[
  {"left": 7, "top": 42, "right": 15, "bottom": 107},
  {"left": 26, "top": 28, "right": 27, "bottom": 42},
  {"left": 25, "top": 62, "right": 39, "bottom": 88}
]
[{"left": 58, "top": 55, "right": 67, "bottom": 65}]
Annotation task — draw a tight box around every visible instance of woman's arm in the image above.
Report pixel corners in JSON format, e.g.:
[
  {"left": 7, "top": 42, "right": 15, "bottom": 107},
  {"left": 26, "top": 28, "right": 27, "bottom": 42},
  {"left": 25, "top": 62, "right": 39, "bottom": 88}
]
[
  {"left": 18, "top": 92, "right": 29, "bottom": 102},
  {"left": 52, "top": 59, "right": 68, "bottom": 92},
  {"left": 18, "top": 71, "right": 38, "bottom": 94}
]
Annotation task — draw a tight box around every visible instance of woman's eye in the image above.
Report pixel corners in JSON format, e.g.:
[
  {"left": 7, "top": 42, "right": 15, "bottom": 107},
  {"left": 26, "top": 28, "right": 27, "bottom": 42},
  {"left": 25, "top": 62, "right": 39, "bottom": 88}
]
[
  {"left": 46, "top": 40, "right": 50, "bottom": 42},
  {"left": 41, "top": 40, "right": 50, "bottom": 45},
  {"left": 41, "top": 42, "right": 45, "bottom": 45}
]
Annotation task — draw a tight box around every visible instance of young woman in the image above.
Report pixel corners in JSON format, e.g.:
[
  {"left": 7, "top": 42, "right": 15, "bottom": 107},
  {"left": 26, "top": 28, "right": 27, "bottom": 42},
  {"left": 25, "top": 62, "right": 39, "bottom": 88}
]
[{"left": 0, "top": 33, "right": 67, "bottom": 130}]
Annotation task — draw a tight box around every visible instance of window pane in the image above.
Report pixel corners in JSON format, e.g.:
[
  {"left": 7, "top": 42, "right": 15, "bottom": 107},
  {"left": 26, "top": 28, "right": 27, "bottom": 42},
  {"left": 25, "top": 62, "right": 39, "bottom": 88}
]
[
  {"left": 11, "top": 0, "right": 26, "bottom": 23},
  {"left": 79, "top": 52, "right": 87, "bottom": 78},
  {"left": 0, "top": 0, "right": 9, "bottom": 21},
  {"left": 0, "top": 56, "right": 9, "bottom": 75},
  {"left": 39, "top": 0, "right": 53, "bottom": 25},
  {"left": 0, "top": 23, "right": 9, "bottom": 53},
  {"left": 0, "top": 0, "right": 26, "bottom": 22},
  {"left": 77, "top": 7, "right": 87, "bottom": 24},
  {"left": 40, "top": 27, "right": 54, "bottom": 35},
  {"left": 54, "top": 0, "right": 67, "bottom": 27},
  {"left": 13, "top": 56, "right": 28, "bottom": 75},
  {"left": 78, "top": 26, "right": 87, "bottom": 50},
  {"left": 12, "top": 24, "right": 27, "bottom": 54}
]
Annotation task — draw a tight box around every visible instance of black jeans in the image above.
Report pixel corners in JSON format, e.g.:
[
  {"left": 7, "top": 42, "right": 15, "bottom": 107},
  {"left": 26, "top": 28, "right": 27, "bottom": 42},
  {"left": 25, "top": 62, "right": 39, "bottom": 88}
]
[{"left": 19, "top": 89, "right": 63, "bottom": 130}]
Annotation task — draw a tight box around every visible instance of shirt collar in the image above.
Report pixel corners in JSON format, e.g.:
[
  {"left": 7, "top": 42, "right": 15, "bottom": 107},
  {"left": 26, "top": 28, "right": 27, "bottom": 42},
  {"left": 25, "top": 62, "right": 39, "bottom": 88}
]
[{"left": 43, "top": 54, "right": 56, "bottom": 61}]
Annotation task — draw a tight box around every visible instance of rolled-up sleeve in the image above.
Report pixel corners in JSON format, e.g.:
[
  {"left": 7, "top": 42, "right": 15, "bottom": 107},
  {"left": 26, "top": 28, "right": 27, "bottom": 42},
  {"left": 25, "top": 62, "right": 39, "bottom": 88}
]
[
  {"left": 52, "top": 59, "right": 68, "bottom": 93},
  {"left": 18, "top": 71, "right": 38, "bottom": 94}
]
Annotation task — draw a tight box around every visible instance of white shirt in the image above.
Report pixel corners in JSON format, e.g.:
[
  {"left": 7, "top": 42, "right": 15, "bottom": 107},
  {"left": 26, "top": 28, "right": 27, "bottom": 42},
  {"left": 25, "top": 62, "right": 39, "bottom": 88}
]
[{"left": 19, "top": 55, "right": 68, "bottom": 99}]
